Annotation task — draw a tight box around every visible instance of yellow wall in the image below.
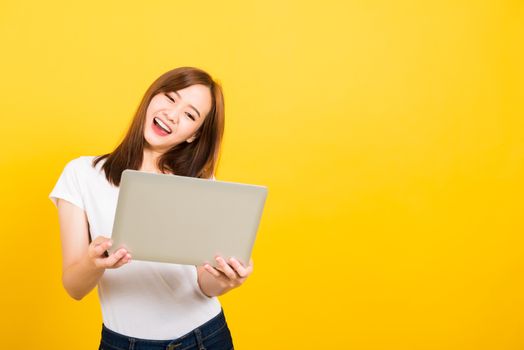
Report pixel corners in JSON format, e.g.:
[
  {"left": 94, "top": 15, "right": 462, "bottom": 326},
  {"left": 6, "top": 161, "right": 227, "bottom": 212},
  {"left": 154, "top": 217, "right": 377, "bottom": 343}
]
[{"left": 1, "top": 1, "right": 523, "bottom": 349}]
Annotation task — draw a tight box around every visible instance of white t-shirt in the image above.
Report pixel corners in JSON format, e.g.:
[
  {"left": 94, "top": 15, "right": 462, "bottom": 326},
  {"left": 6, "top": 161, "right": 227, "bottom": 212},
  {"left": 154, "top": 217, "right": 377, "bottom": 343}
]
[{"left": 49, "top": 156, "right": 221, "bottom": 340}]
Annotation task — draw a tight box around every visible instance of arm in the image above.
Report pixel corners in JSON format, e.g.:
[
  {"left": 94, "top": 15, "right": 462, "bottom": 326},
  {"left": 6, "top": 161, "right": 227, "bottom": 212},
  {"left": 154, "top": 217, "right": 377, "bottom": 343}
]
[
  {"left": 57, "top": 199, "right": 131, "bottom": 300},
  {"left": 196, "top": 257, "right": 254, "bottom": 297}
]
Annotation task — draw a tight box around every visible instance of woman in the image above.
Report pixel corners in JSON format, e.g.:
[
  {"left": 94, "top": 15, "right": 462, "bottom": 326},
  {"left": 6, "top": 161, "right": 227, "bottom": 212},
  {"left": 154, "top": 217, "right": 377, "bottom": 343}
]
[{"left": 49, "top": 67, "right": 252, "bottom": 350}]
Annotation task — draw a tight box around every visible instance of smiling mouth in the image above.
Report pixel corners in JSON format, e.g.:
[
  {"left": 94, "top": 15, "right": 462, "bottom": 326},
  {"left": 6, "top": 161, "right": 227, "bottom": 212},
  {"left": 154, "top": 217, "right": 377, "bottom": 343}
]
[{"left": 153, "top": 117, "right": 172, "bottom": 134}]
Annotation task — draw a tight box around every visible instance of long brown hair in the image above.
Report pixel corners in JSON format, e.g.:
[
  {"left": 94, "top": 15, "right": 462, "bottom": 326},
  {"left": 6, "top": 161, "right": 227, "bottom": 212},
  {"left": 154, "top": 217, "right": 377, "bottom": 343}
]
[{"left": 93, "top": 67, "right": 225, "bottom": 186}]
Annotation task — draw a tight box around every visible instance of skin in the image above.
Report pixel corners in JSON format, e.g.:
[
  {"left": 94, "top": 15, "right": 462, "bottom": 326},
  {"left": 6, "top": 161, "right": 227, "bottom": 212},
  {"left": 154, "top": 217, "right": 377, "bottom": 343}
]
[{"left": 58, "top": 84, "right": 253, "bottom": 300}]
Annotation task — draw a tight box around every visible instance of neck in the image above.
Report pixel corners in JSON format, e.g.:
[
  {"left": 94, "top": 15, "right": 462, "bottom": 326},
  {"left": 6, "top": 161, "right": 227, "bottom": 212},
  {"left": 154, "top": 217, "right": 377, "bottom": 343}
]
[{"left": 140, "top": 147, "right": 164, "bottom": 174}]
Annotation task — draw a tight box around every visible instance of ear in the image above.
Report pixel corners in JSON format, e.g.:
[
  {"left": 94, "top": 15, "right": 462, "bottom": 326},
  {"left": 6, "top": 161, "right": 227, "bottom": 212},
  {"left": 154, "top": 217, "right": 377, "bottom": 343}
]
[{"left": 186, "top": 134, "right": 197, "bottom": 143}]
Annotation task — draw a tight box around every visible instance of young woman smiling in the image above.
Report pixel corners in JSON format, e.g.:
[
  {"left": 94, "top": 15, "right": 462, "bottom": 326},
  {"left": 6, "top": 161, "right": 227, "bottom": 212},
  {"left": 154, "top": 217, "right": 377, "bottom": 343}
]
[{"left": 50, "top": 67, "right": 252, "bottom": 350}]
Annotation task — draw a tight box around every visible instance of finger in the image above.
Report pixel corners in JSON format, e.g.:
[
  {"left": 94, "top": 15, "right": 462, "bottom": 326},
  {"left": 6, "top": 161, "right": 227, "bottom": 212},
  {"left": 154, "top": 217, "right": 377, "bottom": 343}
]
[
  {"left": 245, "top": 264, "right": 254, "bottom": 276},
  {"left": 204, "top": 264, "right": 223, "bottom": 278},
  {"left": 101, "top": 248, "right": 128, "bottom": 268},
  {"left": 228, "top": 257, "right": 249, "bottom": 278},
  {"left": 215, "top": 256, "right": 237, "bottom": 280},
  {"left": 90, "top": 237, "right": 110, "bottom": 250},
  {"left": 205, "top": 264, "right": 231, "bottom": 285},
  {"left": 92, "top": 236, "right": 110, "bottom": 245},
  {"left": 93, "top": 240, "right": 112, "bottom": 256},
  {"left": 113, "top": 253, "right": 132, "bottom": 268}
]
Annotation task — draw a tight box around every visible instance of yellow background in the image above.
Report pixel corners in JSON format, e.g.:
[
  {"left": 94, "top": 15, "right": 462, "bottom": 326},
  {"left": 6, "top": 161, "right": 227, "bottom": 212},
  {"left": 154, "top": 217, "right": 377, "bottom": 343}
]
[{"left": 1, "top": 0, "right": 523, "bottom": 349}]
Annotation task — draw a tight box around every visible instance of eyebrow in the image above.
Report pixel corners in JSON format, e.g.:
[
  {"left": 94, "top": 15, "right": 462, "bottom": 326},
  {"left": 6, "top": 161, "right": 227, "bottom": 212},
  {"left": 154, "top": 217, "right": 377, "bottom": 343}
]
[{"left": 173, "top": 91, "right": 202, "bottom": 118}]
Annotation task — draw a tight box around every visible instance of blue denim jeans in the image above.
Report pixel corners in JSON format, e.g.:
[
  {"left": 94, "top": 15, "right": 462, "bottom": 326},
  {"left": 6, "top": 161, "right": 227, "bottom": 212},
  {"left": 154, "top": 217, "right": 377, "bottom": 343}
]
[{"left": 98, "top": 309, "right": 234, "bottom": 350}]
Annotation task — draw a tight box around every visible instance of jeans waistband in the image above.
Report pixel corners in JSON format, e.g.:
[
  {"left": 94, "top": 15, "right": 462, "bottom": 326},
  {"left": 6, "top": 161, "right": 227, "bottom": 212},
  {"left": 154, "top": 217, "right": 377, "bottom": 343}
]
[{"left": 100, "top": 309, "right": 227, "bottom": 350}]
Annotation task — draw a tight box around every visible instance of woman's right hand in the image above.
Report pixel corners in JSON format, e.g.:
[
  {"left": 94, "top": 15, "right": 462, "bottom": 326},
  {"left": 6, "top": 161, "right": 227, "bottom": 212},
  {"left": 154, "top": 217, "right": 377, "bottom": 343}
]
[
  {"left": 57, "top": 199, "right": 130, "bottom": 300},
  {"left": 87, "top": 236, "right": 132, "bottom": 269}
]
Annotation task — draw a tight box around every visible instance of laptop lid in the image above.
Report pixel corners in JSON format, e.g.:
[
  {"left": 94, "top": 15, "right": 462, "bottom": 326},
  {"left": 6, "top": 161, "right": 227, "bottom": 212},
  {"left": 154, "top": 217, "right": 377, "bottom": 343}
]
[{"left": 108, "top": 170, "right": 268, "bottom": 267}]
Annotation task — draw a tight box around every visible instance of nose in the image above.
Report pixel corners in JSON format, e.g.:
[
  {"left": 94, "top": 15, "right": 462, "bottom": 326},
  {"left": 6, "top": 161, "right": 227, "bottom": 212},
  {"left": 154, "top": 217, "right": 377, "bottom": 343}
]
[{"left": 164, "top": 108, "right": 180, "bottom": 124}]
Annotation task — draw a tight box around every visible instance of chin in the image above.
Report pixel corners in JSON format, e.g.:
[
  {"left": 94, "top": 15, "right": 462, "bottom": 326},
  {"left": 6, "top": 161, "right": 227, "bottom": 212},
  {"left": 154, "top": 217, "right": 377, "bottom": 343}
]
[{"left": 145, "top": 136, "right": 178, "bottom": 152}]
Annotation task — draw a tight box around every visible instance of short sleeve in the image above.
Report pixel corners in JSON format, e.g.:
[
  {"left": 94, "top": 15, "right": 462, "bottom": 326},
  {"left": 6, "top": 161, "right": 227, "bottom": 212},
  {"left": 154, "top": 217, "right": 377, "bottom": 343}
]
[{"left": 49, "top": 158, "right": 85, "bottom": 210}]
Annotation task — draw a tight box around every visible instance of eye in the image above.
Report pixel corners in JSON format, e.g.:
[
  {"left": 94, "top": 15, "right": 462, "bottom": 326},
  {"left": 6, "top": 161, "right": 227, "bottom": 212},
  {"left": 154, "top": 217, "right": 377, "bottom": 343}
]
[
  {"left": 164, "top": 93, "right": 175, "bottom": 102},
  {"left": 185, "top": 112, "right": 195, "bottom": 121}
]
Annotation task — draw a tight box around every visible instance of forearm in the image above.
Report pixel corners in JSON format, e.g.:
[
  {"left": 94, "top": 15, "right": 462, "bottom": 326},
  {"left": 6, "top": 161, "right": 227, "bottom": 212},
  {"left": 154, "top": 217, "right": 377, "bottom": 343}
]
[{"left": 62, "top": 255, "right": 105, "bottom": 300}]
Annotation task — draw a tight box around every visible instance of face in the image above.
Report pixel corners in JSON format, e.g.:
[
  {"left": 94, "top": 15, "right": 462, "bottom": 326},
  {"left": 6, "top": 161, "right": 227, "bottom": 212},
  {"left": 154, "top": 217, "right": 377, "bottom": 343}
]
[{"left": 144, "top": 84, "right": 212, "bottom": 153}]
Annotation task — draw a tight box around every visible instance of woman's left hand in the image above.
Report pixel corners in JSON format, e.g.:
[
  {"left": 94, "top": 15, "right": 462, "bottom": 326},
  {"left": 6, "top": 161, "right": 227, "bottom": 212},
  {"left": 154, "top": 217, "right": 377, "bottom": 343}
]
[{"left": 204, "top": 256, "right": 254, "bottom": 289}]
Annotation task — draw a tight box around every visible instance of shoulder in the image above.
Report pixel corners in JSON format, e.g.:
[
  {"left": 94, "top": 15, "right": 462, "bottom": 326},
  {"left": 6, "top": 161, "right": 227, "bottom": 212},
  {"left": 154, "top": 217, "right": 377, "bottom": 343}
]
[
  {"left": 65, "top": 155, "right": 93, "bottom": 166},
  {"left": 63, "top": 156, "right": 101, "bottom": 178},
  {"left": 64, "top": 155, "right": 94, "bottom": 169}
]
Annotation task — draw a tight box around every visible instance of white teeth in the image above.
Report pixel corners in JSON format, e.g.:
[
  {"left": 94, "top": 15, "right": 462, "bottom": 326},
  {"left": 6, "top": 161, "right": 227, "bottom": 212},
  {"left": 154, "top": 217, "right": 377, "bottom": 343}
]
[{"left": 154, "top": 117, "right": 171, "bottom": 133}]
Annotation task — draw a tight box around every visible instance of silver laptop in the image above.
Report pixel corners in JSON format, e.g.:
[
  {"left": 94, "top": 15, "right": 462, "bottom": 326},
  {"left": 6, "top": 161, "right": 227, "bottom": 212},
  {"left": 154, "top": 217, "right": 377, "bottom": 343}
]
[{"left": 108, "top": 169, "right": 268, "bottom": 267}]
